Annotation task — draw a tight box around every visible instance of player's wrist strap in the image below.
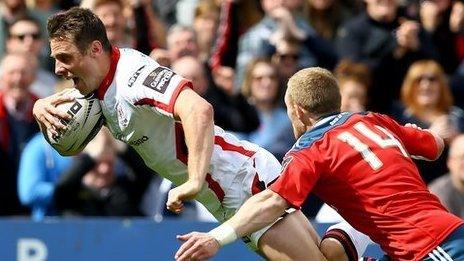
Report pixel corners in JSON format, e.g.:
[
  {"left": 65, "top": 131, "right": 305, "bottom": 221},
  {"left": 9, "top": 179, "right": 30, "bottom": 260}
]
[{"left": 208, "top": 224, "right": 237, "bottom": 247}]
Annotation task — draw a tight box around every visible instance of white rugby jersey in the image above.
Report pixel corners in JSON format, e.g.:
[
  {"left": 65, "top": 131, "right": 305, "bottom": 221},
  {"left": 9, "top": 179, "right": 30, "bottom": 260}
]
[{"left": 96, "top": 47, "right": 261, "bottom": 212}]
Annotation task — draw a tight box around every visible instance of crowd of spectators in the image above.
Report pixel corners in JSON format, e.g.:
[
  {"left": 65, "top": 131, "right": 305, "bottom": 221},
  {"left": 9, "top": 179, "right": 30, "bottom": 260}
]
[{"left": 1, "top": 0, "right": 464, "bottom": 221}]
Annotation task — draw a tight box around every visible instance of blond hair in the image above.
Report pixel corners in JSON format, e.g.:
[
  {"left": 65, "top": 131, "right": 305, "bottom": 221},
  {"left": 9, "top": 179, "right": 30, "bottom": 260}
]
[{"left": 287, "top": 67, "right": 341, "bottom": 117}]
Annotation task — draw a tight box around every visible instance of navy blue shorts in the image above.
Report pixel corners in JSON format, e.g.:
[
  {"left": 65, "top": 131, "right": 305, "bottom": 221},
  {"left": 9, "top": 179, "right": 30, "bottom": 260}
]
[
  {"left": 370, "top": 224, "right": 464, "bottom": 261},
  {"left": 422, "top": 224, "right": 464, "bottom": 261}
]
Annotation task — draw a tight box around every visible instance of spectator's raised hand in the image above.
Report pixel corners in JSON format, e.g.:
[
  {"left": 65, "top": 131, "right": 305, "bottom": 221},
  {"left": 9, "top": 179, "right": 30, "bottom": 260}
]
[
  {"left": 269, "top": 7, "right": 307, "bottom": 41},
  {"left": 429, "top": 116, "right": 459, "bottom": 143},
  {"left": 395, "top": 20, "right": 420, "bottom": 57},
  {"left": 450, "top": 1, "right": 464, "bottom": 33},
  {"left": 420, "top": 1, "right": 440, "bottom": 32}
]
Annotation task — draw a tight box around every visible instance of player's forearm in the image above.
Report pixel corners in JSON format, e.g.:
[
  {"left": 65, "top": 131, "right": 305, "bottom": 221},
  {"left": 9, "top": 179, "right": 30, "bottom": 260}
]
[
  {"left": 183, "top": 102, "right": 214, "bottom": 190},
  {"left": 210, "top": 190, "right": 288, "bottom": 245}
]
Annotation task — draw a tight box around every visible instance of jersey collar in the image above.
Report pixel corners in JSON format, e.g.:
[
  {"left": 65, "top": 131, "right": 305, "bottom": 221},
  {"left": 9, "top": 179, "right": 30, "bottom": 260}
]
[{"left": 96, "top": 46, "right": 120, "bottom": 100}]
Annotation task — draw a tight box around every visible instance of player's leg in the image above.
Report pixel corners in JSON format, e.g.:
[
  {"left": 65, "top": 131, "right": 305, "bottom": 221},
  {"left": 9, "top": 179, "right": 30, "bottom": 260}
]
[
  {"left": 257, "top": 210, "right": 326, "bottom": 261},
  {"left": 320, "top": 221, "right": 373, "bottom": 261}
]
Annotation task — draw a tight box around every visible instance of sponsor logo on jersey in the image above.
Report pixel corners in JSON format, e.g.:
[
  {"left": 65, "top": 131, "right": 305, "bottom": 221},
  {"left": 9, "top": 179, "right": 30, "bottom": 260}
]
[
  {"left": 129, "top": 135, "right": 149, "bottom": 146},
  {"left": 128, "top": 65, "right": 145, "bottom": 87},
  {"left": 142, "top": 67, "right": 175, "bottom": 93},
  {"left": 116, "top": 103, "right": 129, "bottom": 127}
]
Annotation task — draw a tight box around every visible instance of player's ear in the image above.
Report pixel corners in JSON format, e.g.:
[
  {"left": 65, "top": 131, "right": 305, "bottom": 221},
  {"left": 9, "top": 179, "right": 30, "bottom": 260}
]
[
  {"left": 295, "top": 104, "right": 310, "bottom": 125},
  {"left": 89, "top": 40, "right": 103, "bottom": 57}
]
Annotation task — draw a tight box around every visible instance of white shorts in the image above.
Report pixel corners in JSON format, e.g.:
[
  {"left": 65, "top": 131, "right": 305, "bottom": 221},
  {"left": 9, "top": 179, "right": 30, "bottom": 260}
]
[{"left": 202, "top": 148, "right": 282, "bottom": 251}]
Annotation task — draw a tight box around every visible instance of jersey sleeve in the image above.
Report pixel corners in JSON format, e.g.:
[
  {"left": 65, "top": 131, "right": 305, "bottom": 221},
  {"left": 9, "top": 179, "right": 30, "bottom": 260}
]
[
  {"left": 132, "top": 66, "right": 193, "bottom": 117},
  {"left": 373, "top": 113, "right": 439, "bottom": 160},
  {"left": 269, "top": 152, "right": 321, "bottom": 208}
]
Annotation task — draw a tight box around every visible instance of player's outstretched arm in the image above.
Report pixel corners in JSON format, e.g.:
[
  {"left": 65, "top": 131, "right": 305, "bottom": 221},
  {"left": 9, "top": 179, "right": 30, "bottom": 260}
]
[
  {"left": 175, "top": 189, "right": 289, "bottom": 261},
  {"left": 33, "top": 90, "right": 74, "bottom": 136},
  {"left": 405, "top": 123, "right": 445, "bottom": 160},
  {"left": 167, "top": 88, "right": 214, "bottom": 213}
]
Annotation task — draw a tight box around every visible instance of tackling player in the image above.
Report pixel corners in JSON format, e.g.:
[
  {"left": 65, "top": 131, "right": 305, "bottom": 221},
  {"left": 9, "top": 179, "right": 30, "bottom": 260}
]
[
  {"left": 175, "top": 68, "right": 464, "bottom": 261},
  {"left": 32, "top": 7, "right": 370, "bottom": 261}
]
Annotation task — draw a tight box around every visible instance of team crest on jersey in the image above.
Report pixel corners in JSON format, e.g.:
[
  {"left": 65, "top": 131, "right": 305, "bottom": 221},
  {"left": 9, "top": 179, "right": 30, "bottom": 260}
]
[
  {"left": 143, "top": 67, "right": 175, "bottom": 93},
  {"left": 128, "top": 65, "right": 145, "bottom": 87}
]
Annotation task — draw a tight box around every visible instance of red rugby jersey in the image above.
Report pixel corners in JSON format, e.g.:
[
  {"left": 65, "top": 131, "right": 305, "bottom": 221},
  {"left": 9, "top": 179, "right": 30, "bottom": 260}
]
[{"left": 270, "top": 112, "right": 463, "bottom": 260}]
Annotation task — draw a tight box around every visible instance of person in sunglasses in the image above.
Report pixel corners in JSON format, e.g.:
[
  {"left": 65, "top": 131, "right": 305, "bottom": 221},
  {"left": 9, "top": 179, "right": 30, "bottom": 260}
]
[
  {"left": 5, "top": 16, "right": 57, "bottom": 98},
  {"left": 392, "top": 59, "right": 464, "bottom": 184}
]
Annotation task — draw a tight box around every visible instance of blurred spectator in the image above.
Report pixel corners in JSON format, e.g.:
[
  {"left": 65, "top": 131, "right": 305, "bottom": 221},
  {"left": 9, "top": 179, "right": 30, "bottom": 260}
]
[
  {"left": 172, "top": 56, "right": 259, "bottom": 133},
  {"left": 393, "top": 59, "right": 464, "bottom": 183},
  {"left": 151, "top": 24, "right": 199, "bottom": 66},
  {"left": 0, "top": 53, "right": 39, "bottom": 215},
  {"left": 171, "top": 55, "right": 209, "bottom": 95},
  {"left": 429, "top": 134, "right": 464, "bottom": 219},
  {"left": 53, "top": 127, "right": 151, "bottom": 217},
  {"left": 193, "top": 0, "right": 220, "bottom": 62},
  {"left": 0, "top": 0, "right": 48, "bottom": 57},
  {"left": 235, "top": 0, "right": 336, "bottom": 88},
  {"left": 209, "top": 0, "right": 264, "bottom": 71},
  {"left": 418, "top": 0, "right": 462, "bottom": 74},
  {"left": 88, "top": 0, "right": 162, "bottom": 55},
  {"left": 304, "top": 0, "right": 353, "bottom": 42},
  {"left": 25, "top": 0, "right": 60, "bottom": 13},
  {"left": 241, "top": 58, "right": 294, "bottom": 160},
  {"left": 271, "top": 36, "right": 301, "bottom": 102},
  {"left": 336, "top": 0, "right": 436, "bottom": 113},
  {"left": 334, "top": 59, "right": 371, "bottom": 113},
  {"left": 5, "top": 16, "right": 57, "bottom": 97},
  {"left": 18, "top": 132, "right": 73, "bottom": 221}
]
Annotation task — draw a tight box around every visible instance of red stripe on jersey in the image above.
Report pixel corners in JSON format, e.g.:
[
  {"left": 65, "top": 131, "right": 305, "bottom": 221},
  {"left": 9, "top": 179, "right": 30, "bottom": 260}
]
[
  {"left": 205, "top": 173, "right": 225, "bottom": 202},
  {"left": 133, "top": 80, "right": 192, "bottom": 114},
  {"left": 214, "top": 136, "right": 256, "bottom": 157},
  {"left": 166, "top": 79, "right": 192, "bottom": 114},
  {"left": 174, "top": 123, "right": 225, "bottom": 202},
  {"left": 97, "top": 46, "right": 120, "bottom": 100},
  {"left": 134, "top": 98, "right": 170, "bottom": 111}
]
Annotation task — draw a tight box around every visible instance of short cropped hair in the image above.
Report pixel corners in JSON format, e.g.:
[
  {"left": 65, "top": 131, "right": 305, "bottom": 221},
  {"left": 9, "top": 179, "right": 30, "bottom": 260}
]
[
  {"left": 47, "top": 7, "right": 111, "bottom": 54},
  {"left": 287, "top": 67, "right": 341, "bottom": 117}
]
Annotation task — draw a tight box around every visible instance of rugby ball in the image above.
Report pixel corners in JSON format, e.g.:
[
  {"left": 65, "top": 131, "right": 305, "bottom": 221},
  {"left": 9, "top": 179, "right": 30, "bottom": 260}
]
[{"left": 45, "top": 88, "right": 104, "bottom": 156}]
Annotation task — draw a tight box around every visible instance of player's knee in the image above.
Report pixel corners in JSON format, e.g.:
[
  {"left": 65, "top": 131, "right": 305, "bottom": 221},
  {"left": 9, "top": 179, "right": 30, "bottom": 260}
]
[{"left": 320, "top": 238, "right": 349, "bottom": 261}]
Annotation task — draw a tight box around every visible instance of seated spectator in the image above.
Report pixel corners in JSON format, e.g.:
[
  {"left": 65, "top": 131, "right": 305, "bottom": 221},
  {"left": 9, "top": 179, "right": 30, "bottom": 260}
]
[
  {"left": 87, "top": 0, "right": 163, "bottom": 55},
  {"left": 393, "top": 59, "right": 464, "bottom": 183},
  {"left": 334, "top": 59, "right": 371, "bottom": 113},
  {"left": 53, "top": 127, "right": 150, "bottom": 217},
  {"left": 304, "top": 0, "right": 353, "bottom": 43},
  {"left": 192, "top": 0, "right": 220, "bottom": 62},
  {"left": 150, "top": 24, "right": 199, "bottom": 67},
  {"left": 5, "top": 16, "right": 57, "bottom": 97},
  {"left": 429, "top": 134, "right": 464, "bottom": 219},
  {"left": 336, "top": 0, "right": 436, "bottom": 113},
  {"left": 236, "top": 0, "right": 336, "bottom": 87},
  {"left": 172, "top": 56, "right": 259, "bottom": 133},
  {"left": 418, "top": 0, "right": 463, "bottom": 74},
  {"left": 18, "top": 132, "right": 73, "bottom": 221},
  {"left": 240, "top": 58, "right": 294, "bottom": 160},
  {"left": 0, "top": 53, "right": 39, "bottom": 215},
  {"left": 0, "top": 0, "right": 48, "bottom": 58},
  {"left": 271, "top": 36, "right": 301, "bottom": 105}
]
